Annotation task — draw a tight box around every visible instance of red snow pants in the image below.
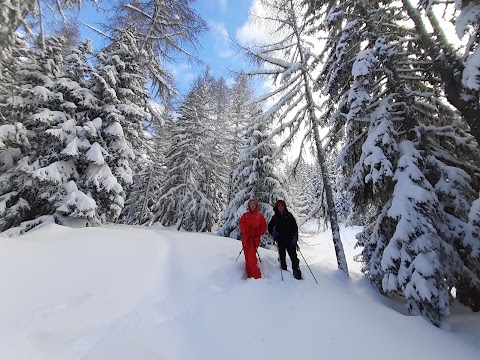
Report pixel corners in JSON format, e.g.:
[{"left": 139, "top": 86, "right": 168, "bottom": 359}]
[
  {"left": 242, "top": 236, "right": 261, "bottom": 279},
  {"left": 239, "top": 201, "right": 266, "bottom": 279}
]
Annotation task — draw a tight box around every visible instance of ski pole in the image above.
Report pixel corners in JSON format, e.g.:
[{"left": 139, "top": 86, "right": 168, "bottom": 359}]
[
  {"left": 235, "top": 236, "right": 262, "bottom": 262},
  {"left": 297, "top": 246, "right": 318, "bottom": 284},
  {"left": 235, "top": 238, "right": 249, "bottom": 261}
]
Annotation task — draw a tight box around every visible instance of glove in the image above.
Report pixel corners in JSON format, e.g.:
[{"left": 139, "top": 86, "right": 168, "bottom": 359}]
[
  {"left": 296, "top": 244, "right": 300, "bottom": 251},
  {"left": 271, "top": 230, "right": 280, "bottom": 238},
  {"left": 291, "top": 235, "right": 298, "bottom": 246},
  {"left": 251, "top": 227, "right": 258, "bottom": 236}
]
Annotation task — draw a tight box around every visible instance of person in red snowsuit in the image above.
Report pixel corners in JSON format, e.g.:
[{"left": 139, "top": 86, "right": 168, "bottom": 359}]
[{"left": 239, "top": 199, "right": 267, "bottom": 279}]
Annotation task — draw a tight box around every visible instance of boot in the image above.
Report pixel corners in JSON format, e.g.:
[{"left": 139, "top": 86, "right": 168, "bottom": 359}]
[{"left": 293, "top": 268, "right": 302, "bottom": 280}]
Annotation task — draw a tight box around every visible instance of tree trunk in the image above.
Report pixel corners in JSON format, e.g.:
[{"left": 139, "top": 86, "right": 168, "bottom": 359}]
[
  {"left": 312, "top": 125, "right": 349, "bottom": 274},
  {"left": 288, "top": 0, "right": 349, "bottom": 274},
  {"left": 140, "top": 165, "right": 154, "bottom": 225}
]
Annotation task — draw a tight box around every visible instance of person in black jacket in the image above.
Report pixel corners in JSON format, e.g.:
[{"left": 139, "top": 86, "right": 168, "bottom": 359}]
[{"left": 268, "top": 200, "right": 302, "bottom": 280}]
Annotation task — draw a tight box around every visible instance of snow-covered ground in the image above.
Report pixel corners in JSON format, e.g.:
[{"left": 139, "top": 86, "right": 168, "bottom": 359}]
[{"left": 0, "top": 221, "right": 479, "bottom": 359}]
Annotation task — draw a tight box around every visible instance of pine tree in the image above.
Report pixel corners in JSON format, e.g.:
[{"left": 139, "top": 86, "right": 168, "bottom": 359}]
[
  {"left": 0, "top": 31, "right": 156, "bottom": 233},
  {"left": 0, "top": 31, "right": 31, "bottom": 181},
  {"left": 458, "top": 194, "right": 480, "bottom": 311}
]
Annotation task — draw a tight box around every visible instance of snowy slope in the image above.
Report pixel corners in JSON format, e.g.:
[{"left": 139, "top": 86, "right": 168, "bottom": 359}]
[{"left": 0, "top": 223, "right": 479, "bottom": 360}]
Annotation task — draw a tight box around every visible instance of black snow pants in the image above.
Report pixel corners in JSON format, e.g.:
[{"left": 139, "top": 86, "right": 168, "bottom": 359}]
[{"left": 278, "top": 240, "right": 299, "bottom": 271}]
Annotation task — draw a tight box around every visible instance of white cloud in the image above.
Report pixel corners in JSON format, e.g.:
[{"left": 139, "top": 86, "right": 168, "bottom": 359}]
[
  {"left": 183, "top": 72, "right": 195, "bottom": 83},
  {"left": 236, "top": 22, "right": 267, "bottom": 47},
  {"left": 210, "top": 21, "right": 234, "bottom": 58},
  {"left": 168, "top": 62, "right": 195, "bottom": 85},
  {"left": 169, "top": 63, "right": 190, "bottom": 77},
  {"left": 236, "top": 0, "right": 272, "bottom": 47}
]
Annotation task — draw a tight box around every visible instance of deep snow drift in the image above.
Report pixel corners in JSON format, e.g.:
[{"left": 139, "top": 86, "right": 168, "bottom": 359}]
[{"left": 0, "top": 222, "right": 479, "bottom": 360}]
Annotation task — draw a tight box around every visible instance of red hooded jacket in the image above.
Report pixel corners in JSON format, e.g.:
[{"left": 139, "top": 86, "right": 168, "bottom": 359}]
[
  {"left": 239, "top": 199, "right": 266, "bottom": 279},
  {"left": 239, "top": 198, "right": 267, "bottom": 246}
]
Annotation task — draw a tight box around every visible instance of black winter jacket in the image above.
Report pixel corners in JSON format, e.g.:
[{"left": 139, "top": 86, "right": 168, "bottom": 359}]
[{"left": 268, "top": 207, "right": 298, "bottom": 246}]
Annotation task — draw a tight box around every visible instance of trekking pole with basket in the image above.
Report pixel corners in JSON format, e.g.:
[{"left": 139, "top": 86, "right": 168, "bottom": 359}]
[{"left": 297, "top": 245, "right": 318, "bottom": 284}]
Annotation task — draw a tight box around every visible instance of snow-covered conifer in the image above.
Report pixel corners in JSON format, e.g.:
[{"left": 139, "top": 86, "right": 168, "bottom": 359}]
[
  {"left": 224, "top": 73, "right": 255, "bottom": 204},
  {"left": 218, "top": 106, "right": 287, "bottom": 244},
  {"left": 0, "top": 36, "right": 102, "bottom": 232},
  {"left": 284, "top": 160, "right": 317, "bottom": 224},
  {"left": 243, "top": 0, "right": 348, "bottom": 272},
  {"left": 306, "top": 0, "right": 480, "bottom": 324},
  {"left": 155, "top": 69, "right": 227, "bottom": 232},
  {"left": 85, "top": 31, "right": 152, "bottom": 222},
  {"left": 0, "top": 1, "right": 91, "bottom": 79},
  {"left": 120, "top": 100, "right": 171, "bottom": 225}
]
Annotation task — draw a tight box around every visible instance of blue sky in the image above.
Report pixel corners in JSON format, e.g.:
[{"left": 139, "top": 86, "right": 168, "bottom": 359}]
[{"left": 75, "top": 0, "right": 259, "bottom": 95}]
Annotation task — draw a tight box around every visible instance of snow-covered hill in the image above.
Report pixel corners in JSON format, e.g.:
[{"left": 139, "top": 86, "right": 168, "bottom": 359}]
[{"left": 0, "top": 223, "right": 479, "bottom": 359}]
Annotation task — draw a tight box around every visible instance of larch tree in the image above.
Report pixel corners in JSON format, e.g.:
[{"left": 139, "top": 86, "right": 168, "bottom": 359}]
[
  {"left": 0, "top": 0, "right": 94, "bottom": 77},
  {"left": 243, "top": 0, "right": 348, "bottom": 273},
  {"left": 104, "top": 0, "right": 208, "bottom": 225},
  {"left": 217, "top": 72, "right": 286, "bottom": 241},
  {"left": 205, "top": 76, "right": 231, "bottom": 227},
  {"left": 223, "top": 73, "right": 254, "bottom": 204},
  {"left": 109, "top": 0, "right": 207, "bottom": 98}
]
